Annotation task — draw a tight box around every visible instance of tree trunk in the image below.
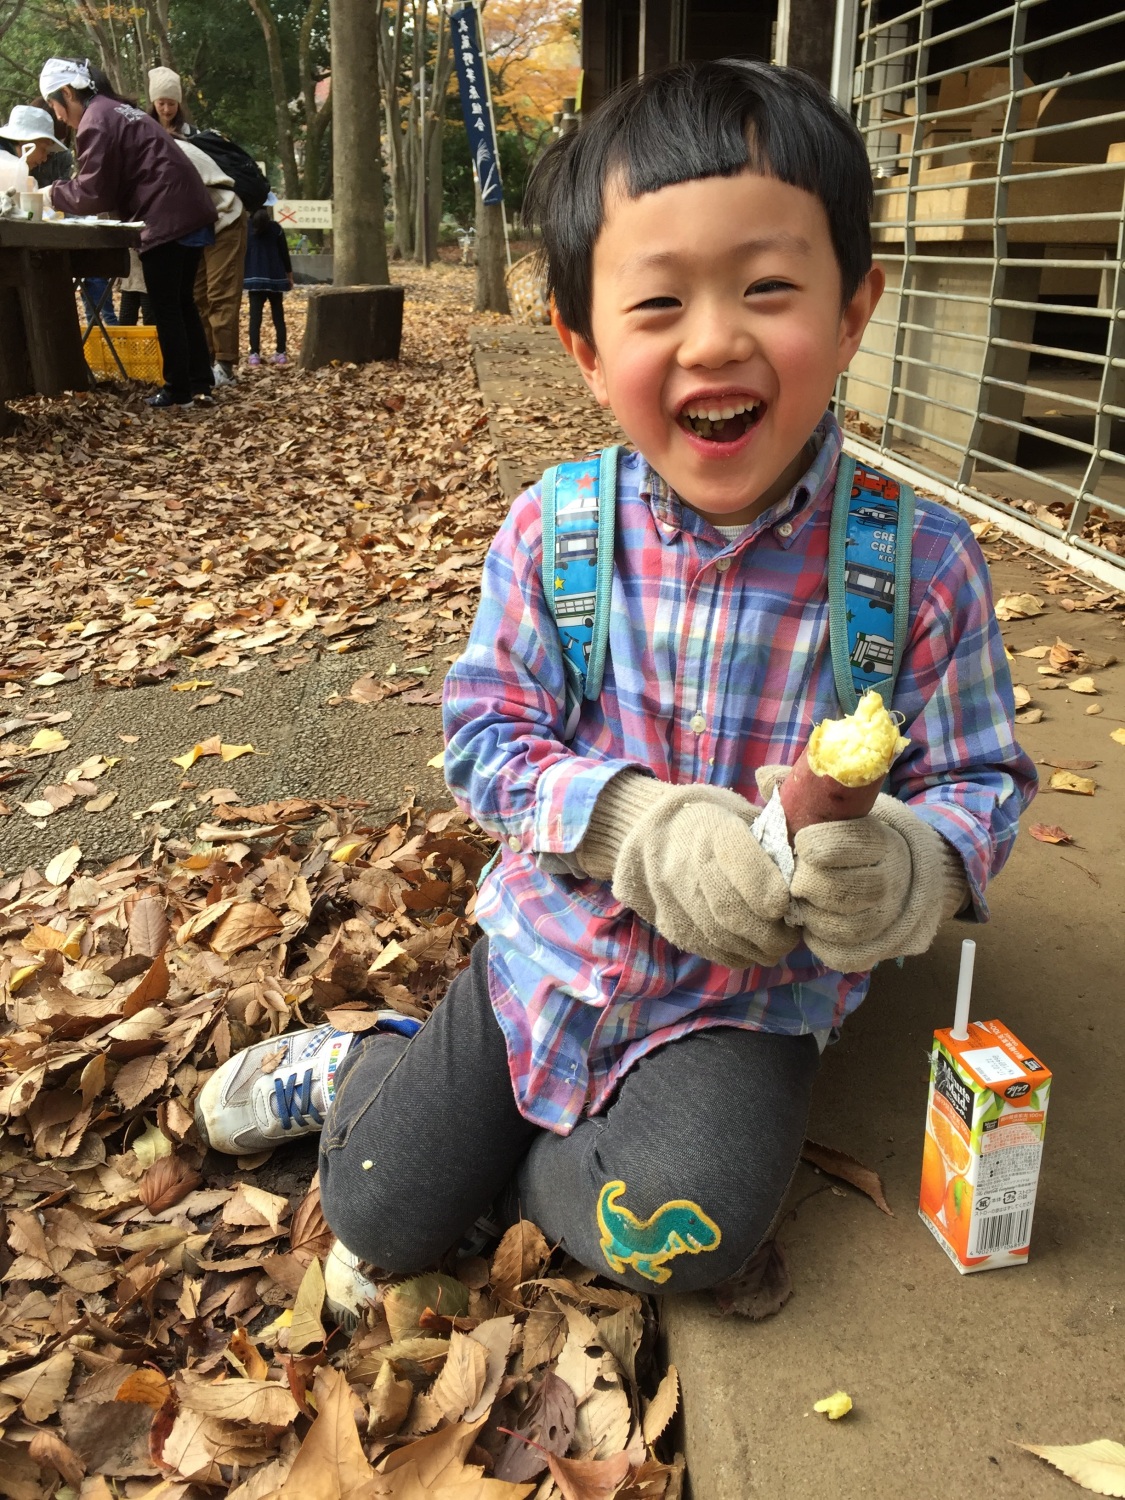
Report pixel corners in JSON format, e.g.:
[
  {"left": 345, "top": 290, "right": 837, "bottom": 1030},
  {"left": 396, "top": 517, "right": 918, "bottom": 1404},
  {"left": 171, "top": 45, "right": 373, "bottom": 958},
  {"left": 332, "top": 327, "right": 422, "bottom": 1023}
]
[
  {"left": 330, "top": 0, "right": 389, "bottom": 286},
  {"left": 152, "top": 0, "right": 176, "bottom": 68},
  {"left": 474, "top": 194, "right": 508, "bottom": 313},
  {"left": 246, "top": 0, "right": 301, "bottom": 197},
  {"left": 299, "top": 0, "right": 330, "bottom": 198},
  {"left": 378, "top": 0, "right": 412, "bottom": 260},
  {"left": 426, "top": 9, "right": 453, "bottom": 257}
]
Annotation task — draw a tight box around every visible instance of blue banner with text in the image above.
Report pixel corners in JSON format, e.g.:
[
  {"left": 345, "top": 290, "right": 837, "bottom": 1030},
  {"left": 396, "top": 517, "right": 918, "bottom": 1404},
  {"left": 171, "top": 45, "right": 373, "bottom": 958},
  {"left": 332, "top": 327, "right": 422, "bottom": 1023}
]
[{"left": 451, "top": 4, "right": 503, "bottom": 206}]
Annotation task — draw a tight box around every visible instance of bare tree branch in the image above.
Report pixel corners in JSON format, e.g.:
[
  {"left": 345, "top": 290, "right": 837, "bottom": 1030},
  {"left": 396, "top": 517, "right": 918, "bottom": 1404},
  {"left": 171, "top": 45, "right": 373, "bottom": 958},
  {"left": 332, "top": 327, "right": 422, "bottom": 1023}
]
[
  {"left": 245, "top": 0, "right": 301, "bottom": 196},
  {"left": 0, "top": 0, "right": 28, "bottom": 46}
]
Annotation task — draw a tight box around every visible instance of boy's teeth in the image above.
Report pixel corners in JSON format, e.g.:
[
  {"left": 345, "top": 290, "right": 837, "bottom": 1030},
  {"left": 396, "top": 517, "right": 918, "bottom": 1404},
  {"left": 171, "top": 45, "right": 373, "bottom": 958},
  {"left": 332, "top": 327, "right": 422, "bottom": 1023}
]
[{"left": 682, "top": 399, "right": 758, "bottom": 420}]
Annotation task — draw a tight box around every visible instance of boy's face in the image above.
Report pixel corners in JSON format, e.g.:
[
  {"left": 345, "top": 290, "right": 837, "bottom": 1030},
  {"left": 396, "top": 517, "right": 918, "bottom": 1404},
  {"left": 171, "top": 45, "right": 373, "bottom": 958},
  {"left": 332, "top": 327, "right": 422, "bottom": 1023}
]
[{"left": 562, "top": 168, "right": 883, "bottom": 526}]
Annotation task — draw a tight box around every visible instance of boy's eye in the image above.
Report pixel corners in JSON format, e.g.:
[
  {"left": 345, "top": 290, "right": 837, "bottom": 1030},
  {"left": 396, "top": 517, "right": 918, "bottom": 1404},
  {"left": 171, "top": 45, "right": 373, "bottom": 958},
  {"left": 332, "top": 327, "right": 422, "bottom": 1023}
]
[
  {"left": 746, "top": 280, "right": 792, "bottom": 296},
  {"left": 633, "top": 296, "right": 680, "bottom": 310}
]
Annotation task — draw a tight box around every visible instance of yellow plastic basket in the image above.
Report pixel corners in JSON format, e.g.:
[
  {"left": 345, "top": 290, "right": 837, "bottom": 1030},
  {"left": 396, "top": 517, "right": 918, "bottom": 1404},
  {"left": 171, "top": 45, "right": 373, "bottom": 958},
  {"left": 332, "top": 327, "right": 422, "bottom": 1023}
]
[{"left": 85, "top": 325, "right": 164, "bottom": 383}]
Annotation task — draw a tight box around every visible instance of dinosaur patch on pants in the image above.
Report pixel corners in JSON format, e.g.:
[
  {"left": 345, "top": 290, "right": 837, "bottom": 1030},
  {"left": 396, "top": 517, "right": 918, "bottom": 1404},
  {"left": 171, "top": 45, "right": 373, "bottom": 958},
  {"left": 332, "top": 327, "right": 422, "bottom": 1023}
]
[{"left": 596, "top": 1179, "right": 721, "bottom": 1284}]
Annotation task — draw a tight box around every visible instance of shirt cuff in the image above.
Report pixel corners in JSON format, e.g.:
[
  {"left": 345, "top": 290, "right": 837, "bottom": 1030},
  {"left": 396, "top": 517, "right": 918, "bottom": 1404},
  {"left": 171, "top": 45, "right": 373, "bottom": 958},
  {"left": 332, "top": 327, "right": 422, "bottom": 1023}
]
[
  {"left": 529, "top": 756, "right": 654, "bottom": 857},
  {"left": 912, "top": 801, "right": 990, "bottom": 921}
]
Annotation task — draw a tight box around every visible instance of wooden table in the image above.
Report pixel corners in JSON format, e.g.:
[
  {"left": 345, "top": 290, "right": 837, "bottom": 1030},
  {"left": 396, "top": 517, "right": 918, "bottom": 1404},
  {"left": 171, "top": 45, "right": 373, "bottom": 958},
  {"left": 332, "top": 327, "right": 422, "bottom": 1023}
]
[{"left": 0, "top": 220, "right": 142, "bottom": 427}]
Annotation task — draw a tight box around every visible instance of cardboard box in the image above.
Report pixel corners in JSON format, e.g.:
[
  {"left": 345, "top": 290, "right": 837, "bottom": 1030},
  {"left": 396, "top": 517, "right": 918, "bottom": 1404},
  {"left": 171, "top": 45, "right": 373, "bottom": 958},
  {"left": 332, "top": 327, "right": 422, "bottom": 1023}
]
[{"left": 919, "top": 1018, "right": 1051, "bottom": 1273}]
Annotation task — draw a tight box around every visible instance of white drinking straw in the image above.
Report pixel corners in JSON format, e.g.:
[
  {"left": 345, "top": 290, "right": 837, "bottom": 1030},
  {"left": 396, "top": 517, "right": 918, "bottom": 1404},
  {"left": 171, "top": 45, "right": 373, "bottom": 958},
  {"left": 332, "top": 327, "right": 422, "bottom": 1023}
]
[{"left": 951, "top": 938, "right": 975, "bottom": 1040}]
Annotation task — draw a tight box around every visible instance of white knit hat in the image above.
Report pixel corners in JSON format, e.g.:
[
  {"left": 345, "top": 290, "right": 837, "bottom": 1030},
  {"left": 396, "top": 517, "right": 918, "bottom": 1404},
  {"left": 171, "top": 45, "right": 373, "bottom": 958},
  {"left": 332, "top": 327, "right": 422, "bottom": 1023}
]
[{"left": 148, "top": 66, "right": 182, "bottom": 104}]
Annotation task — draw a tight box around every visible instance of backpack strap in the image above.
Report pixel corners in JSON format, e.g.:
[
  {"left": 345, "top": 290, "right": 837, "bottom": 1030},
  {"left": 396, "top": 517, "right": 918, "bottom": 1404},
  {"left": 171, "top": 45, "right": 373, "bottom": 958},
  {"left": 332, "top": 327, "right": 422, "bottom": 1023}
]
[
  {"left": 542, "top": 445, "right": 620, "bottom": 738},
  {"left": 828, "top": 455, "right": 915, "bottom": 713}
]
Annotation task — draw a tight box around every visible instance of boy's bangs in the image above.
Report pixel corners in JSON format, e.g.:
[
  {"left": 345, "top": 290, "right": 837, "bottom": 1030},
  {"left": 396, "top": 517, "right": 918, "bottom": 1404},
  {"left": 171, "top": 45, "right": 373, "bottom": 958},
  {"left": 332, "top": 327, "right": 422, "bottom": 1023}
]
[{"left": 527, "top": 60, "right": 874, "bottom": 344}]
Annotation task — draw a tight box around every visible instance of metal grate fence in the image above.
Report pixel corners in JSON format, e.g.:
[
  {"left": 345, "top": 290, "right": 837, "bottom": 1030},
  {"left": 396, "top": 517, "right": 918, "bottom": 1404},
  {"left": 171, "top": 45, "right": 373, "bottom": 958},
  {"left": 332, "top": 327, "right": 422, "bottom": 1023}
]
[{"left": 836, "top": 0, "right": 1125, "bottom": 582}]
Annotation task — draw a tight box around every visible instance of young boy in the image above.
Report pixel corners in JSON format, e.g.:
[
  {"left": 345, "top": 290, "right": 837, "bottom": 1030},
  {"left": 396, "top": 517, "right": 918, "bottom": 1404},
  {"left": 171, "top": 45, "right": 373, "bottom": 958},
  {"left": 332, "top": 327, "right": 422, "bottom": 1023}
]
[{"left": 196, "top": 60, "right": 1035, "bottom": 1306}]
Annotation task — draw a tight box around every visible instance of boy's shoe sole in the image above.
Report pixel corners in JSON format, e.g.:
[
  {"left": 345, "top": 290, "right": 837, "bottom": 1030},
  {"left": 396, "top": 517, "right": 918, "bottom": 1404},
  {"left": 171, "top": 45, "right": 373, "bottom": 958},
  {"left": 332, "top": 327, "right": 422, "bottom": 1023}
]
[{"left": 324, "top": 1240, "right": 379, "bottom": 1331}]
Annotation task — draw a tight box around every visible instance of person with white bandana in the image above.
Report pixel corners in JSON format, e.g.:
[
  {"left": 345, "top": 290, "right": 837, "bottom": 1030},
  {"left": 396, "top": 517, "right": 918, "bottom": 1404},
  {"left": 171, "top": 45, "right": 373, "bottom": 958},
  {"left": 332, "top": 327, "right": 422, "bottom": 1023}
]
[{"left": 40, "top": 57, "right": 218, "bottom": 409}]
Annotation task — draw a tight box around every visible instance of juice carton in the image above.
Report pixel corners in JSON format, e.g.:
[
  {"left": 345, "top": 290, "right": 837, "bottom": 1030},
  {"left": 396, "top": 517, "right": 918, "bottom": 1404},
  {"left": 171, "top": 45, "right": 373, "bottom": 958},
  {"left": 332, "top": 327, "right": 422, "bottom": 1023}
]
[{"left": 918, "top": 1016, "right": 1051, "bottom": 1273}]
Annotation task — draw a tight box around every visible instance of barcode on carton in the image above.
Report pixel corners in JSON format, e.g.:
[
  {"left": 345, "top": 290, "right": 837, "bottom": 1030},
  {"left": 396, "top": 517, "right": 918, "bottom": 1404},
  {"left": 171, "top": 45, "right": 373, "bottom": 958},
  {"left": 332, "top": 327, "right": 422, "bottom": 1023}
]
[{"left": 970, "top": 1208, "right": 1031, "bottom": 1257}]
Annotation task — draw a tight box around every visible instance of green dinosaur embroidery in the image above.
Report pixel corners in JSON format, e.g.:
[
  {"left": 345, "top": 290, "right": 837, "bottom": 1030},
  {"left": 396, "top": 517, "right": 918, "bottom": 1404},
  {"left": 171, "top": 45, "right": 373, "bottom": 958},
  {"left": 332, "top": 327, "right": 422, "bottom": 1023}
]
[{"left": 596, "top": 1179, "right": 721, "bottom": 1285}]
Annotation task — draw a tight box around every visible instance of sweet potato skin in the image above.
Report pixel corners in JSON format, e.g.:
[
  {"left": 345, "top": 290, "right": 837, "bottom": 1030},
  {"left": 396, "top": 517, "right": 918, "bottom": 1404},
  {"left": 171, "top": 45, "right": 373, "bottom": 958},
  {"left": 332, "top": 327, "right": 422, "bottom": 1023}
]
[{"left": 778, "top": 748, "right": 881, "bottom": 837}]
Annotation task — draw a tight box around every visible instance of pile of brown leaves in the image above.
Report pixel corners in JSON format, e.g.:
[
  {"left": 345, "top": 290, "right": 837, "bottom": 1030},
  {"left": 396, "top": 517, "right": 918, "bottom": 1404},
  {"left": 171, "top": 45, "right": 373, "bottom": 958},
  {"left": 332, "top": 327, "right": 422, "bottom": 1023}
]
[
  {"left": 0, "top": 790, "right": 682, "bottom": 1498},
  {"left": 0, "top": 272, "right": 504, "bottom": 697}
]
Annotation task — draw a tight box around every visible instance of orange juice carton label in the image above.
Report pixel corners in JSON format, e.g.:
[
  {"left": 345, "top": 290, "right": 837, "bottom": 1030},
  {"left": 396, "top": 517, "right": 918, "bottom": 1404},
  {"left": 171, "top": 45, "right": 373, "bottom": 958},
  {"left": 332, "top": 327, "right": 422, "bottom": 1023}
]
[{"left": 918, "top": 1018, "right": 1051, "bottom": 1274}]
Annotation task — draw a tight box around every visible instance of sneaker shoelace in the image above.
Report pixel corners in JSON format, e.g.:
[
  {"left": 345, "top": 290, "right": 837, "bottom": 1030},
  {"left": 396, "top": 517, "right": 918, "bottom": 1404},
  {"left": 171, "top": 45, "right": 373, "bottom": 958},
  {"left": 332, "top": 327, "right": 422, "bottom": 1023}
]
[{"left": 273, "top": 1067, "right": 324, "bottom": 1130}]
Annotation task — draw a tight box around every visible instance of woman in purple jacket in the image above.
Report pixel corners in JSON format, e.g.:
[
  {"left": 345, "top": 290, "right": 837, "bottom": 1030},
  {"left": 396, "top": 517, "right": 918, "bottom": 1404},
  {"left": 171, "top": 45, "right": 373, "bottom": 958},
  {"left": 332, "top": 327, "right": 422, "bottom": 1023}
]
[{"left": 40, "top": 58, "right": 218, "bottom": 409}]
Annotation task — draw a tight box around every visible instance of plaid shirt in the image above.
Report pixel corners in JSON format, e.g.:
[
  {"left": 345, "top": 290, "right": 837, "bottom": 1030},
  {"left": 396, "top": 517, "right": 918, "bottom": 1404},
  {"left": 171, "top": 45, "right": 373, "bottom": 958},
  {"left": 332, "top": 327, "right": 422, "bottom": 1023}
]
[{"left": 443, "top": 415, "right": 1037, "bottom": 1134}]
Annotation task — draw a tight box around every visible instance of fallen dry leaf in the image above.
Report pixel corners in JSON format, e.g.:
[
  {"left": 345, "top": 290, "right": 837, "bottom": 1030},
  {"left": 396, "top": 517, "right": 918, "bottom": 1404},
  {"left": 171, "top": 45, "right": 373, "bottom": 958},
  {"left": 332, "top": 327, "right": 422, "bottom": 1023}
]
[
  {"left": 208, "top": 901, "right": 284, "bottom": 955},
  {"left": 995, "top": 592, "right": 1043, "bottom": 620},
  {"left": 548, "top": 1449, "right": 632, "bottom": 1500},
  {"left": 1112, "top": 728, "right": 1125, "bottom": 746},
  {"left": 288, "top": 1254, "right": 327, "bottom": 1352},
  {"left": 1015, "top": 1439, "right": 1125, "bottom": 1496},
  {"left": 44, "top": 843, "right": 82, "bottom": 885},
  {"left": 642, "top": 1365, "right": 679, "bottom": 1446},
  {"left": 139, "top": 1153, "right": 202, "bottom": 1212},
  {"left": 1029, "top": 824, "right": 1074, "bottom": 845},
  {"left": 1049, "top": 770, "right": 1096, "bottom": 795},
  {"left": 1069, "top": 676, "right": 1099, "bottom": 694},
  {"left": 711, "top": 1238, "right": 793, "bottom": 1320},
  {"left": 28, "top": 1431, "right": 86, "bottom": 1489},
  {"left": 274, "top": 1366, "right": 377, "bottom": 1497},
  {"left": 0, "top": 1349, "right": 75, "bottom": 1422},
  {"left": 801, "top": 1139, "right": 893, "bottom": 1215}
]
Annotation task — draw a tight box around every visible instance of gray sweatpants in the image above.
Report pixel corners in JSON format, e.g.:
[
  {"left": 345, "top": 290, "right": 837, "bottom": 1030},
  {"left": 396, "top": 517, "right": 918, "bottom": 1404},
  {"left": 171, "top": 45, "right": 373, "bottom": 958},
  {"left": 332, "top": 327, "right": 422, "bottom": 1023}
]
[{"left": 319, "top": 938, "right": 819, "bottom": 1295}]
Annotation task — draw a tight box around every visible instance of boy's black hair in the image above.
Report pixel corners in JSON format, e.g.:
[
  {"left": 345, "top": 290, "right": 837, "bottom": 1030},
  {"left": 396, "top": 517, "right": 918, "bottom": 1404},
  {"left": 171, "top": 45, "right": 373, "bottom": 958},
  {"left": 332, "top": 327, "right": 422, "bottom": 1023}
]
[
  {"left": 524, "top": 59, "right": 874, "bottom": 344},
  {"left": 249, "top": 206, "right": 273, "bottom": 235}
]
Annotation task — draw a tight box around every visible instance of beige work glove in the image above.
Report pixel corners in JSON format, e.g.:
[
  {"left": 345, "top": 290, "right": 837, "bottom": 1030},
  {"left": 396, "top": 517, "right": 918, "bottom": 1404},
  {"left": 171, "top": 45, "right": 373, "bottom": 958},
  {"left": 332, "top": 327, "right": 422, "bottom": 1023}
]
[
  {"left": 575, "top": 772, "right": 798, "bottom": 970},
  {"left": 787, "top": 793, "right": 970, "bottom": 973}
]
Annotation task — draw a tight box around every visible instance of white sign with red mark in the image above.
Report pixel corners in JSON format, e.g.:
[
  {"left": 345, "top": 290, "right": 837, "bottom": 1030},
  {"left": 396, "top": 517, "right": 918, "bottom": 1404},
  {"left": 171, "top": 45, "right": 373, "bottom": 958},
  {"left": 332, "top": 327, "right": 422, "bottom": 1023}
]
[{"left": 273, "top": 199, "right": 333, "bottom": 229}]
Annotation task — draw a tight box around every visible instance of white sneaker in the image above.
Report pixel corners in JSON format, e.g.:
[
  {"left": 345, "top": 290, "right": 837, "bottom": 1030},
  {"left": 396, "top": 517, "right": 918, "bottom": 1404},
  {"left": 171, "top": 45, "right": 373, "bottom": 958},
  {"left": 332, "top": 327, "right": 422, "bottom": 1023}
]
[
  {"left": 193, "top": 1015, "right": 420, "bottom": 1155},
  {"left": 212, "top": 360, "right": 236, "bottom": 387},
  {"left": 324, "top": 1240, "right": 379, "bottom": 1330}
]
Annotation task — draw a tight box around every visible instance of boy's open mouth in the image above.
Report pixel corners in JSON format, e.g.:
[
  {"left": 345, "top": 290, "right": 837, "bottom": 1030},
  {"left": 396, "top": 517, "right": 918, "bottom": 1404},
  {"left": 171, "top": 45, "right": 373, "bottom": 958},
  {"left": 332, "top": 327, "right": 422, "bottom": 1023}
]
[{"left": 677, "top": 398, "right": 763, "bottom": 442}]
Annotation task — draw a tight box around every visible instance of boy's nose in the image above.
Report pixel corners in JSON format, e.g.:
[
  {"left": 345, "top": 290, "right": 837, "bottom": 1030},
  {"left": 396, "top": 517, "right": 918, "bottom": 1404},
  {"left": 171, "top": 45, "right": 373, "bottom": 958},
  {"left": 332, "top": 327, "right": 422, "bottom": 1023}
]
[{"left": 677, "top": 302, "right": 754, "bottom": 370}]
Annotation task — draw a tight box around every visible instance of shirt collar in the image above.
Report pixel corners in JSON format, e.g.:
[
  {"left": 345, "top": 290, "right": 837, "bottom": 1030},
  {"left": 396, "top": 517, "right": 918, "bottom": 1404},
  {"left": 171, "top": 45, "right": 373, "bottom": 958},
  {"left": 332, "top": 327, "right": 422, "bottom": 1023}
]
[{"left": 640, "top": 411, "right": 844, "bottom": 548}]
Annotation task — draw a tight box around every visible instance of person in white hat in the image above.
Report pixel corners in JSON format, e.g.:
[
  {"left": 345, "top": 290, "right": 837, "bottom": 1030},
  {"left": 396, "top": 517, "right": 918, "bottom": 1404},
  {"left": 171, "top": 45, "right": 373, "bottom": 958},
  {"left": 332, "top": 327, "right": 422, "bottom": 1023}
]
[
  {"left": 147, "top": 65, "right": 245, "bottom": 386},
  {"left": 0, "top": 103, "right": 73, "bottom": 186},
  {"left": 40, "top": 56, "right": 218, "bottom": 409}
]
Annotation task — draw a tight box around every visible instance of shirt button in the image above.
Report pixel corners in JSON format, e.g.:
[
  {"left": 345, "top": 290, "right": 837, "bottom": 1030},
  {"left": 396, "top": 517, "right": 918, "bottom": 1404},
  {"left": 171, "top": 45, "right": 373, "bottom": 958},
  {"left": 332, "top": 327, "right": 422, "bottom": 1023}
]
[
  {"left": 715, "top": 556, "right": 731, "bottom": 572},
  {"left": 777, "top": 521, "right": 793, "bottom": 538},
  {"left": 690, "top": 712, "right": 706, "bottom": 733},
  {"left": 507, "top": 835, "right": 521, "bottom": 851}
]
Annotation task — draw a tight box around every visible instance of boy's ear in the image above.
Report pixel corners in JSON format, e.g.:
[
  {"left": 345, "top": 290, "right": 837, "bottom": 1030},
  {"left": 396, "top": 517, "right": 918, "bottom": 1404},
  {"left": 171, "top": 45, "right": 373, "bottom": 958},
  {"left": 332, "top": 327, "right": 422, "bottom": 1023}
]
[
  {"left": 836, "top": 265, "right": 885, "bottom": 373},
  {"left": 553, "top": 311, "right": 610, "bottom": 408}
]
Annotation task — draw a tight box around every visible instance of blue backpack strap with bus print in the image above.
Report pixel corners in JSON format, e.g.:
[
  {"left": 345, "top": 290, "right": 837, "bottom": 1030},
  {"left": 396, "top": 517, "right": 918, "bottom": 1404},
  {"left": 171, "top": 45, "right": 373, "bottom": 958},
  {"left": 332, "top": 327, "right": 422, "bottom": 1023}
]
[
  {"left": 827, "top": 453, "right": 915, "bottom": 714},
  {"left": 541, "top": 445, "right": 620, "bottom": 738},
  {"left": 541, "top": 446, "right": 914, "bottom": 733}
]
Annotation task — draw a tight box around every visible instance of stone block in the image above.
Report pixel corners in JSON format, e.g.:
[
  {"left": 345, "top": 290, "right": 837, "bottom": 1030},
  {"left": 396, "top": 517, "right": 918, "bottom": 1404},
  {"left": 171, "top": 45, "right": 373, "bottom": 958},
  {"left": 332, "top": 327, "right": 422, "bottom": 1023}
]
[{"left": 298, "top": 284, "right": 404, "bottom": 369}]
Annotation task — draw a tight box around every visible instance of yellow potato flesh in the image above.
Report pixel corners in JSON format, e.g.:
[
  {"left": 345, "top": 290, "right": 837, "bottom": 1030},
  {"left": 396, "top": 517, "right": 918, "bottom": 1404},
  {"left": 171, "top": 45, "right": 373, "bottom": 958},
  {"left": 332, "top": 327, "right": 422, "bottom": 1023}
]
[{"left": 806, "top": 690, "right": 909, "bottom": 788}]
